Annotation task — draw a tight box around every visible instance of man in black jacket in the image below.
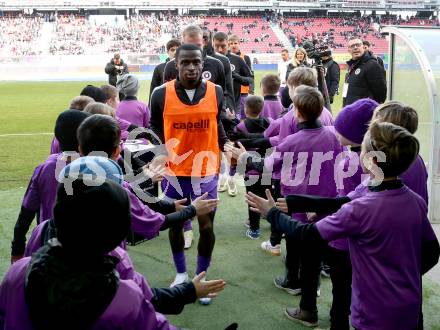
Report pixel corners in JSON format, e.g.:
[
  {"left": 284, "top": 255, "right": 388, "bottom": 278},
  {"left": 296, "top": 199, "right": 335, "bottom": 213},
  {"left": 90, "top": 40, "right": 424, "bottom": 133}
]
[
  {"left": 163, "top": 25, "right": 229, "bottom": 108},
  {"left": 343, "top": 38, "right": 387, "bottom": 107},
  {"left": 149, "top": 39, "right": 181, "bottom": 104},
  {"left": 213, "top": 32, "right": 253, "bottom": 114},
  {"left": 105, "top": 53, "right": 128, "bottom": 86},
  {"left": 202, "top": 29, "right": 236, "bottom": 111},
  {"left": 321, "top": 53, "right": 340, "bottom": 105}
]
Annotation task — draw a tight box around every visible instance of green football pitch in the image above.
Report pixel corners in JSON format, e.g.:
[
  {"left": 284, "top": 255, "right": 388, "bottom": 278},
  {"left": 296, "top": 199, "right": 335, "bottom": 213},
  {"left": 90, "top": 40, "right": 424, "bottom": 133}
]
[{"left": 0, "top": 71, "right": 439, "bottom": 330}]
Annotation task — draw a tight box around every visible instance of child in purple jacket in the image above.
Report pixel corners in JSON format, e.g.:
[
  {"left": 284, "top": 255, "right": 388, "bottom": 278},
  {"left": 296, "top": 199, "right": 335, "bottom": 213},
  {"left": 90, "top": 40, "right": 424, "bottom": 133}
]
[
  {"left": 260, "top": 74, "right": 283, "bottom": 120},
  {"left": 117, "top": 74, "right": 150, "bottom": 128},
  {"left": 1, "top": 175, "right": 226, "bottom": 330},
  {"left": 246, "top": 121, "right": 439, "bottom": 329},
  {"left": 11, "top": 110, "right": 89, "bottom": 263}
]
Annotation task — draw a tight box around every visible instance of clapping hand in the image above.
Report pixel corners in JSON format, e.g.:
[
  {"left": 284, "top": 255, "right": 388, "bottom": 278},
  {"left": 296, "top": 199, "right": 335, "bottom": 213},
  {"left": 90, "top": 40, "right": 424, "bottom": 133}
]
[{"left": 245, "top": 189, "right": 276, "bottom": 218}]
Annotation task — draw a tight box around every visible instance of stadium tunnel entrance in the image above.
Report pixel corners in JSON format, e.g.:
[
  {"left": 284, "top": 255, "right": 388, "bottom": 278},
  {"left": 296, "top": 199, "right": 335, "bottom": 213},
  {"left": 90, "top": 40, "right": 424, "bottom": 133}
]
[{"left": 383, "top": 26, "right": 440, "bottom": 222}]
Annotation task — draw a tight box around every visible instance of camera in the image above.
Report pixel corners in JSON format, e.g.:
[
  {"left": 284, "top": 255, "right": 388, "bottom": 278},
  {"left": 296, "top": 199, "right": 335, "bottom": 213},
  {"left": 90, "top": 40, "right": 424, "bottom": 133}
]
[{"left": 302, "top": 41, "right": 332, "bottom": 65}]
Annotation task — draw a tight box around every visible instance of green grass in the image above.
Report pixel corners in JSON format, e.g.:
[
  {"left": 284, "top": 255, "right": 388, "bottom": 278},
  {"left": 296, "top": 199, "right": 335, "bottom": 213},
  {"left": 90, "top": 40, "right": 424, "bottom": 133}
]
[{"left": 0, "top": 71, "right": 439, "bottom": 330}]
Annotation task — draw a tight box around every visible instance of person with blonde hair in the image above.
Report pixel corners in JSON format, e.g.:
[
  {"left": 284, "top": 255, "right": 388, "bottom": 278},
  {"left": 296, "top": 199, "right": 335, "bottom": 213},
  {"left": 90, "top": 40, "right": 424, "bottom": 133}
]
[
  {"left": 285, "top": 47, "right": 310, "bottom": 82},
  {"left": 84, "top": 102, "right": 115, "bottom": 118}
]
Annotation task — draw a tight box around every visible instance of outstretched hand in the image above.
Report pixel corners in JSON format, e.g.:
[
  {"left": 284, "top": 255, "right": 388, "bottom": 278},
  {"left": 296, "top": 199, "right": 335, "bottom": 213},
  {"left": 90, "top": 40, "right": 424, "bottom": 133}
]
[
  {"left": 245, "top": 189, "right": 276, "bottom": 218},
  {"left": 192, "top": 192, "right": 219, "bottom": 216},
  {"left": 224, "top": 141, "right": 247, "bottom": 160},
  {"left": 174, "top": 198, "right": 188, "bottom": 211},
  {"left": 192, "top": 271, "right": 226, "bottom": 299}
]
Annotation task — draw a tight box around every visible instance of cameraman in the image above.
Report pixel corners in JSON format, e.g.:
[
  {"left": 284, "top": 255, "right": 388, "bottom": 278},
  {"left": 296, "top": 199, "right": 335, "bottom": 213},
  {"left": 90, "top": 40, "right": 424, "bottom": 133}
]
[
  {"left": 321, "top": 52, "right": 340, "bottom": 104},
  {"left": 105, "top": 53, "right": 128, "bottom": 87}
]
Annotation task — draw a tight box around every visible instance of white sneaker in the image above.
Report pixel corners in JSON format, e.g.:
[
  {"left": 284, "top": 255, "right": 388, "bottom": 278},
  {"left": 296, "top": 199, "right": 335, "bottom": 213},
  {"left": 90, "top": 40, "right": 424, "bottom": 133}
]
[
  {"left": 199, "top": 297, "right": 212, "bottom": 305},
  {"left": 217, "top": 175, "right": 228, "bottom": 192},
  {"left": 260, "top": 240, "right": 281, "bottom": 256},
  {"left": 227, "top": 177, "right": 238, "bottom": 196},
  {"left": 184, "top": 230, "right": 193, "bottom": 249},
  {"left": 170, "top": 272, "right": 189, "bottom": 287}
]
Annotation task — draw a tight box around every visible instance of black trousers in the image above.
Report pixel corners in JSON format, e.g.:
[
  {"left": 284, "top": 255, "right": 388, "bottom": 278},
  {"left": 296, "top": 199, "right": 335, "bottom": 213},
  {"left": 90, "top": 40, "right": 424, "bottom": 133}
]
[
  {"left": 245, "top": 176, "right": 266, "bottom": 230},
  {"left": 285, "top": 236, "right": 321, "bottom": 312},
  {"left": 270, "top": 179, "right": 283, "bottom": 246},
  {"left": 328, "top": 246, "right": 352, "bottom": 330}
]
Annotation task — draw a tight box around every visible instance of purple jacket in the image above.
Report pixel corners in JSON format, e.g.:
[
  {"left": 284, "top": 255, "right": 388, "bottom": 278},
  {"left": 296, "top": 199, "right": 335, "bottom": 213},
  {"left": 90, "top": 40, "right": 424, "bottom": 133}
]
[
  {"left": 276, "top": 107, "right": 334, "bottom": 147},
  {"left": 265, "top": 124, "right": 344, "bottom": 222},
  {"left": 0, "top": 258, "right": 176, "bottom": 330},
  {"left": 25, "top": 220, "right": 150, "bottom": 298},
  {"left": 261, "top": 97, "right": 283, "bottom": 120},
  {"left": 117, "top": 99, "right": 150, "bottom": 128},
  {"left": 330, "top": 150, "right": 363, "bottom": 251},
  {"left": 317, "top": 186, "right": 436, "bottom": 330},
  {"left": 400, "top": 155, "right": 428, "bottom": 204},
  {"left": 21, "top": 153, "right": 67, "bottom": 223},
  {"left": 122, "top": 181, "right": 165, "bottom": 239}
]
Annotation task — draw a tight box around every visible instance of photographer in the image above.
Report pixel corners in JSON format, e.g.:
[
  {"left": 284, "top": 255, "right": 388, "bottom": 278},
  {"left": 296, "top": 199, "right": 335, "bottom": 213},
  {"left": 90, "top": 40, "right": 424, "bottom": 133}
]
[
  {"left": 321, "top": 52, "right": 340, "bottom": 105},
  {"left": 105, "top": 53, "right": 128, "bottom": 87}
]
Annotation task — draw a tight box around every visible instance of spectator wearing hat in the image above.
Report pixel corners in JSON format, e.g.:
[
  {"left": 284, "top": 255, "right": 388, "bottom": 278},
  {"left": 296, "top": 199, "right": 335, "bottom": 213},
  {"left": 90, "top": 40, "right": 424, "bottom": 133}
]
[{"left": 116, "top": 74, "right": 150, "bottom": 128}]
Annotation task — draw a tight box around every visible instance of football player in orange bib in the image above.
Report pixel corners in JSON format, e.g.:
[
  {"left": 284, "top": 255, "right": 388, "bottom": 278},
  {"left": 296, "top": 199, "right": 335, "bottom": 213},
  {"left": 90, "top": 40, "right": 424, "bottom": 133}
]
[{"left": 150, "top": 44, "right": 228, "bottom": 305}]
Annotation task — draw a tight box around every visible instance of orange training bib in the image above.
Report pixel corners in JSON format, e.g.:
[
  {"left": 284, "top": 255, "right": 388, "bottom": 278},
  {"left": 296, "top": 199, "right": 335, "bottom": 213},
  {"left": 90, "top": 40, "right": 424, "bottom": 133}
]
[{"left": 163, "top": 80, "right": 220, "bottom": 177}]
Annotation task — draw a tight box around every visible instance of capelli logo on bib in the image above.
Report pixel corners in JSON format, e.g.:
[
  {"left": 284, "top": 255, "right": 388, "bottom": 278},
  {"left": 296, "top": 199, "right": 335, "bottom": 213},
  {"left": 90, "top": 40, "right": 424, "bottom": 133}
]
[
  {"left": 173, "top": 119, "right": 210, "bottom": 131},
  {"left": 202, "top": 71, "right": 212, "bottom": 80},
  {"left": 355, "top": 68, "right": 361, "bottom": 75}
]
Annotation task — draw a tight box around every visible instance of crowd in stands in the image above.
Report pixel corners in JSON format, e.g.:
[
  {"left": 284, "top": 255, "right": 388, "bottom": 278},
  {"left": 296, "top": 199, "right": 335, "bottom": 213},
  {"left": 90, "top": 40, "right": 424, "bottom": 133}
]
[
  {"left": 0, "top": 14, "right": 44, "bottom": 56},
  {"left": 0, "top": 12, "right": 437, "bottom": 57}
]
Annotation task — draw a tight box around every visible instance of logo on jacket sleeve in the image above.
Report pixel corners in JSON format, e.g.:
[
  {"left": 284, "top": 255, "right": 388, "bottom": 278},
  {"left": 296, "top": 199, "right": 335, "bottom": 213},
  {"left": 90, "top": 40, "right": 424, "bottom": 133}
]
[
  {"left": 202, "top": 71, "right": 212, "bottom": 80},
  {"left": 230, "top": 64, "right": 236, "bottom": 72}
]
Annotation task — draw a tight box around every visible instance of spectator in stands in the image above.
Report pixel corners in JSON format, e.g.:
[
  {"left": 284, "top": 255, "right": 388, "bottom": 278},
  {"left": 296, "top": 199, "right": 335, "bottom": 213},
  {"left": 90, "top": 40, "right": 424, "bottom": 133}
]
[
  {"left": 321, "top": 51, "right": 341, "bottom": 105},
  {"left": 278, "top": 49, "right": 290, "bottom": 88},
  {"left": 363, "top": 40, "right": 385, "bottom": 72},
  {"left": 105, "top": 53, "right": 128, "bottom": 87},
  {"left": 285, "top": 47, "right": 310, "bottom": 82},
  {"left": 343, "top": 37, "right": 387, "bottom": 106},
  {"left": 149, "top": 39, "right": 181, "bottom": 104}
]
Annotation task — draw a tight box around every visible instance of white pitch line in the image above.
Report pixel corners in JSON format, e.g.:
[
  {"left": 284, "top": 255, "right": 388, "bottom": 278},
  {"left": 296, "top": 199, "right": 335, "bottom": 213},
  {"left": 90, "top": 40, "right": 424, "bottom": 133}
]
[{"left": 0, "top": 133, "right": 53, "bottom": 137}]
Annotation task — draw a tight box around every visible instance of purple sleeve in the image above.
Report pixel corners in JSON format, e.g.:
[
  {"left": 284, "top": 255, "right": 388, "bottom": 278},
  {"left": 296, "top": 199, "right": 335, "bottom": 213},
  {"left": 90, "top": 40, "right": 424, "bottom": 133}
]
[
  {"left": 278, "top": 111, "right": 296, "bottom": 140},
  {"left": 123, "top": 182, "right": 165, "bottom": 239},
  {"left": 269, "top": 135, "right": 280, "bottom": 147},
  {"left": 316, "top": 201, "right": 362, "bottom": 241},
  {"left": 24, "top": 221, "right": 47, "bottom": 257},
  {"left": 133, "top": 298, "right": 177, "bottom": 330},
  {"left": 346, "top": 179, "right": 369, "bottom": 200},
  {"left": 22, "top": 165, "right": 43, "bottom": 212},
  {"left": 50, "top": 137, "right": 60, "bottom": 155},
  {"left": 144, "top": 104, "right": 150, "bottom": 128},
  {"left": 421, "top": 212, "right": 437, "bottom": 243},
  {"left": 109, "top": 247, "right": 154, "bottom": 300},
  {"left": 264, "top": 117, "right": 281, "bottom": 138},
  {"left": 117, "top": 116, "right": 131, "bottom": 132}
]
